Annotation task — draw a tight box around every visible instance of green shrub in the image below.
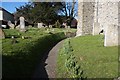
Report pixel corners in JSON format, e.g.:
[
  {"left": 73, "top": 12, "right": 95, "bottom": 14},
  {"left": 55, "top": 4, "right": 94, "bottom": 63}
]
[
  {"left": 58, "top": 39, "right": 85, "bottom": 79},
  {"left": 2, "top": 29, "right": 66, "bottom": 78}
]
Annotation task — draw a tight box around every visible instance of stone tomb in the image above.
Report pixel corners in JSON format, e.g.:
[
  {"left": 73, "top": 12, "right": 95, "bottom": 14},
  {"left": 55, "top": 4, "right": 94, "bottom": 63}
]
[
  {"left": 104, "top": 24, "right": 120, "bottom": 46},
  {"left": 8, "top": 21, "right": 15, "bottom": 29},
  {"left": 19, "top": 16, "right": 26, "bottom": 32}
]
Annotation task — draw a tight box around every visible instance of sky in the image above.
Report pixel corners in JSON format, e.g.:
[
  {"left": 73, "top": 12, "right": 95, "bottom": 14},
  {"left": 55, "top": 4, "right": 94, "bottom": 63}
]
[
  {"left": 0, "top": 0, "right": 77, "bottom": 14},
  {"left": 0, "top": 2, "right": 28, "bottom": 13},
  {"left": 0, "top": 0, "right": 78, "bottom": 19}
]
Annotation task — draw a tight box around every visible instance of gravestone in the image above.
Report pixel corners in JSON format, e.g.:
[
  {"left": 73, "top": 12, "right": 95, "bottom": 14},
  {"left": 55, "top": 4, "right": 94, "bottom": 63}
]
[
  {"left": 0, "top": 28, "right": 5, "bottom": 39},
  {"left": 38, "top": 23, "right": 43, "bottom": 28},
  {"left": 19, "top": 17, "right": 26, "bottom": 32},
  {"left": 49, "top": 25, "right": 52, "bottom": 28},
  {"left": 104, "top": 24, "right": 120, "bottom": 46},
  {"left": 8, "top": 21, "right": 15, "bottom": 29}
]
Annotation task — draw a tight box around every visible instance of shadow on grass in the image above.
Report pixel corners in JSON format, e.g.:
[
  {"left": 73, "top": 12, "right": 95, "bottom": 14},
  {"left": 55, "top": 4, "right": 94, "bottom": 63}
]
[
  {"left": 32, "top": 43, "right": 57, "bottom": 79},
  {"left": 2, "top": 32, "right": 66, "bottom": 79}
]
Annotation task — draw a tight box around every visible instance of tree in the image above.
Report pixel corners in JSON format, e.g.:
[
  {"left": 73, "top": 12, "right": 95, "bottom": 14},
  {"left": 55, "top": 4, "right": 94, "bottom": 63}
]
[
  {"left": 14, "top": 2, "right": 33, "bottom": 23},
  {"left": 14, "top": 2, "right": 63, "bottom": 25},
  {"left": 59, "top": 0, "right": 78, "bottom": 26},
  {"left": 14, "top": 1, "right": 77, "bottom": 27},
  {"left": 31, "top": 2, "right": 65, "bottom": 25}
]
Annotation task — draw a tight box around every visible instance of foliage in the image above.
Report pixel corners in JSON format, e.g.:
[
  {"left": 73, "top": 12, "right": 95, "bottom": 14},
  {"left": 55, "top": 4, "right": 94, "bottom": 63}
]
[
  {"left": 60, "top": 0, "right": 78, "bottom": 18},
  {"left": 14, "top": 2, "right": 34, "bottom": 23},
  {"left": 60, "top": 0, "right": 78, "bottom": 26},
  {"left": 14, "top": 1, "right": 78, "bottom": 26},
  {"left": 14, "top": 2, "right": 64, "bottom": 25},
  {"left": 57, "top": 39, "right": 85, "bottom": 79}
]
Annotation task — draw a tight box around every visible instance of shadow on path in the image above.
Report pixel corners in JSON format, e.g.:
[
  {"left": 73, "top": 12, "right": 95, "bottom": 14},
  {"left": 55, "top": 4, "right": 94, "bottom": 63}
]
[{"left": 32, "top": 40, "right": 64, "bottom": 79}]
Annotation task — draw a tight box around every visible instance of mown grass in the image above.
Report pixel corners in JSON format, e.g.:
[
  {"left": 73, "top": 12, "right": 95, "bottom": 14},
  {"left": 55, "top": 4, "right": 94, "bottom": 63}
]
[
  {"left": 2, "top": 28, "right": 75, "bottom": 78},
  {"left": 57, "top": 35, "right": 118, "bottom": 78}
]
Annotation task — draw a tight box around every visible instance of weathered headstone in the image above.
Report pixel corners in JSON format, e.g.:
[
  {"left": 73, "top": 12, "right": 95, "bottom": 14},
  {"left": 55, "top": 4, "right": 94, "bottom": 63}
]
[
  {"left": 0, "top": 28, "right": 5, "bottom": 39},
  {"left": 38, "top": 23, "right": 43, "bottom": 28},
  {"left": 8, "top": 21, "right": 15, "bottom": 29},
  {"left": 19, "top": 17, "right": 26, "bottom": 32},
  {"left": 104, "top": 24, "right": 120, "bottom": 46},
  {"left": 49, "top": 25, "right": 52, "bottom": 28}
]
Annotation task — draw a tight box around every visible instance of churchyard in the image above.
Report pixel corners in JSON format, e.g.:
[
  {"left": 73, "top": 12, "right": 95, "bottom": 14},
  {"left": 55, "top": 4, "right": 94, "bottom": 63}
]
[
  {"left": 2, "top": 27, "right": 76, "bottom": 78},
  {"left": 1, "top": 20, "right": 119, "bottom": 78},
  {"left": 1, "top": 1, "right": 120, "bottom": 79}
]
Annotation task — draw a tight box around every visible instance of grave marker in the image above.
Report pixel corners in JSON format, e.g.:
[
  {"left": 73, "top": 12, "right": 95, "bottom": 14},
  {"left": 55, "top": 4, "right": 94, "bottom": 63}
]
[
  {"left": 38, "top": 23, "right": 43, "bottom": 28},
  {"left": 19, "top": 17, "right": 26, "bottom": 32}
]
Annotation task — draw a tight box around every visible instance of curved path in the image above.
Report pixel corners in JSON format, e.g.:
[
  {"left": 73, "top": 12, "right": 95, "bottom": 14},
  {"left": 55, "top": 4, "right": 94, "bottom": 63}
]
[{"left": 33, "top": 40, "right": 64, "bottom": 78}]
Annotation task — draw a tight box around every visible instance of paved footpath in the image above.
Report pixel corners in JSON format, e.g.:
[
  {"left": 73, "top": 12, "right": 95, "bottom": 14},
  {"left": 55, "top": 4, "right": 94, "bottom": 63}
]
[{"left": 33, "top": 40, "right": 64, "bottom": 78}]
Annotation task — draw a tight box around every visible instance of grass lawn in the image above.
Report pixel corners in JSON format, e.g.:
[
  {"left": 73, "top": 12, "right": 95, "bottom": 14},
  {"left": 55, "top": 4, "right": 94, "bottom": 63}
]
[
  {"left": 2, "top": 28, "right": 76, "bottom": 78},
  {"left": 57, "top": 35, "right": 118, "bottom": 78}
]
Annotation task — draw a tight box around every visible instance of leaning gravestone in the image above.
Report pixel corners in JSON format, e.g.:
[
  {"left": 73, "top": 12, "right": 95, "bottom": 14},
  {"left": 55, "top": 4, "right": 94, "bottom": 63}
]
[
  {"left": 38, "top": 23, "right": 43, "bottom": 28},
  {"left": 8, "top": 21, "right": 15, "bottom": 29},
  {"left": 104, "top": 24, "right": 120, "bottom": 46},
  {"left": 0, "top": 28, "right": 5, "bottom": 39},
  {"left": 19, "top": 17, "right": 26, "bottom": 32}
]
